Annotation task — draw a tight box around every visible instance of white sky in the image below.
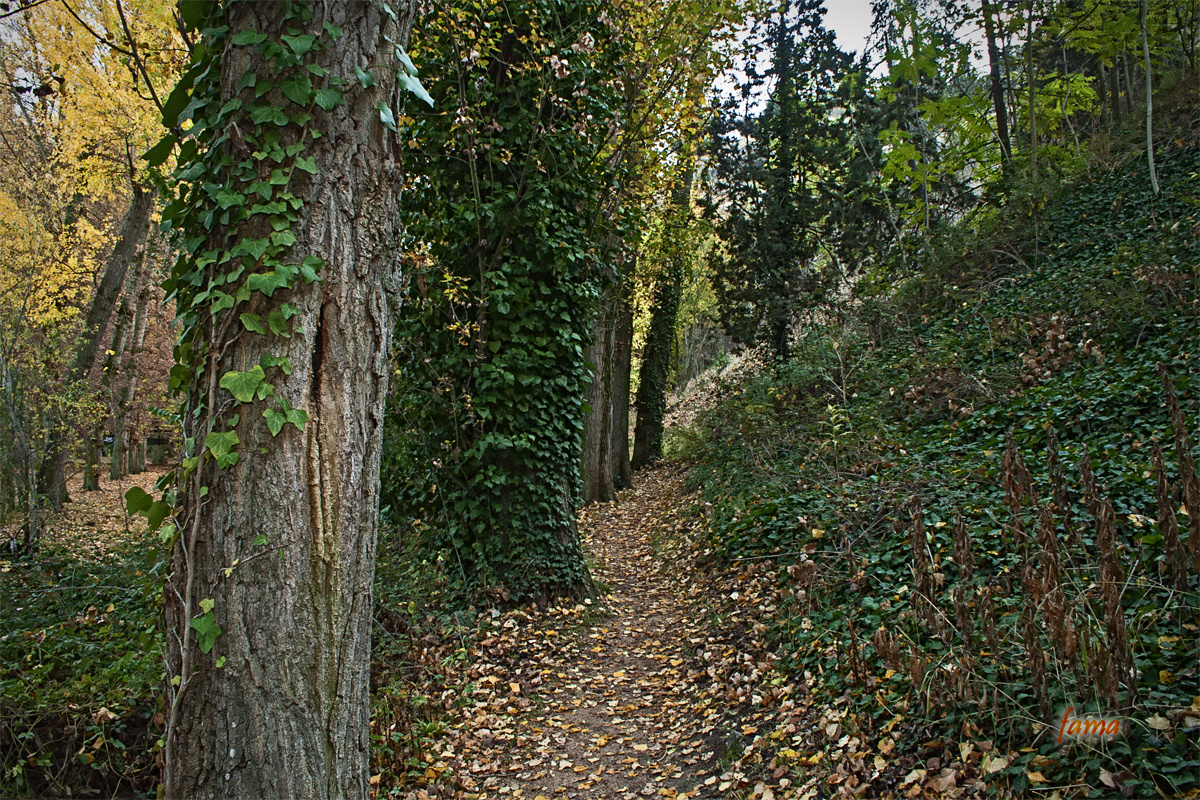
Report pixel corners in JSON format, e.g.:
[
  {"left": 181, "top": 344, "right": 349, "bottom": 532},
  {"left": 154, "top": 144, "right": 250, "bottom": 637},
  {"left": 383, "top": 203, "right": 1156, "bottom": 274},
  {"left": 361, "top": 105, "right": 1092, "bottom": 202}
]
[{"left": 824, "top": 0, "right": 877, "bottom": 60}]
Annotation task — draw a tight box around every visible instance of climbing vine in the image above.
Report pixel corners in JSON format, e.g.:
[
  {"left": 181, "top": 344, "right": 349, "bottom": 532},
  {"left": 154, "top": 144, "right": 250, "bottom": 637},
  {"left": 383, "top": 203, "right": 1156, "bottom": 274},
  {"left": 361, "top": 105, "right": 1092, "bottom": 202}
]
[
  {"left": 129, "top": 0, "right": 429, "bottom": 777},
  {"left": 382, "top": 0, "right": 631, "bottom": 601}
]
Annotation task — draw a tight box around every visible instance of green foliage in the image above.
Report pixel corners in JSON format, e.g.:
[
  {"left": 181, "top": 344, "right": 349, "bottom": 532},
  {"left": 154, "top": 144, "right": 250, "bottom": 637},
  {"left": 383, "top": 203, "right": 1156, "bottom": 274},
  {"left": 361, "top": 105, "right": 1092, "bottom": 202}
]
[
  {"left": 678, "top": 142, "right": 1200, "bottom": 795},
  {"left": 382, "top": 0, "right": 631, "bottom": 601},
  {"left": 705, "top": 0, "right": 877, "bottom": 359},
  {"left": 0, "top": 537, "right": 163, "bottom": 798}
]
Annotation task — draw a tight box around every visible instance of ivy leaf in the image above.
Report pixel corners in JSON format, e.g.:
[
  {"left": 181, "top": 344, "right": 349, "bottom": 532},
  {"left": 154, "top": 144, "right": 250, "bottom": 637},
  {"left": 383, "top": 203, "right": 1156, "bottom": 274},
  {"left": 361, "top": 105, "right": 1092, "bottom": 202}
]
[
  {"left": 314, "top": 88, "right": 343, "bottom": 111},
  {"left": 300, "top": 255, "right": 323, "bottom": 284},
  {"left": 286, "top": 405, "right": 309, "bottom": 429},
  {"left": 219, "top": 366, "right": 266, "bottom": 403},
  {"left": 204, "top": 430, "right": 239, "bottom": 460},
  {"left": 240, "top": 313, "right": 268, "bottom": 334},
  {"left": 280, "top": 74, "right": 314, "bottom": 106},
  {"left": 125, "top": 486, "right": 153, "bottom": 515},
  {"left": 355, "top": 66, "right": 376, "bottom": 88},
  {"left": 190, "top": 610, "right": 222, "bottom": 654},
  {"left": 236, "top": 71, "right": 257, "bottom": 93},
  {"left": 397, "top": 71, "right": 434, "bottom": 108},
  {"left": 215, "top": 188, "right": 246, "bottom": 209},
  {"left": 375, "top": 101, "right": 397, "bottom": 132},
  {"left": 142, "top": 134, "right": 177, "bottom": 167},
  {"left": 395, "top": 46, "right": 418, "bottom": 76},
  {"left": 263, "top": 408, "right": 287, "bottom": 437},
  {"left": 282, "top": 33, "right": 317, "bottom": 56},
  {"left": 268, "top": 310, "right": 292, "bottom": 338},
  {"left": 250, "top": 104, "right": 289, "bottom": 126},
  {"left": 264, "top": 398, "right": 308, "bottom": 436},
  {"left": 294, "top": 156, "right": 318, "bottom": 174},
  {"left": 252, "top": 533, "right": 268, "bottom": 546},
  {"left": 248, "top": 270, "right": 289, "bottom": 297},
  {"left": 231, "top": 31, "right": 268, "bottom": 46},
  {"left": 259, "top": 354, "right": 293, "bottom": 375},
  {"left": 271, "top": 229, "right": 297, "bottom": 247}
]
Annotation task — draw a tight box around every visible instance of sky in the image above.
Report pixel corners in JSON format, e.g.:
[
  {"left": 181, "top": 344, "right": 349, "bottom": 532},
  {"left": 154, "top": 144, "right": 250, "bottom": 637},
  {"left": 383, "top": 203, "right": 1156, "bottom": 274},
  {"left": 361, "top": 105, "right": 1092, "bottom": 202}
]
[{"left": 824, "top": 0, "right": 878, "bottom": 61}]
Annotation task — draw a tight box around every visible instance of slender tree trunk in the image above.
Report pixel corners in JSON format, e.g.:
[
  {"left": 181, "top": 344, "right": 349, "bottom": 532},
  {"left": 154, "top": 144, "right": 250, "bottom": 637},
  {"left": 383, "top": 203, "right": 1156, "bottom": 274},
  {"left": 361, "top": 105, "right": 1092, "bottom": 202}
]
[
  {"left": 632, "top": 262, "right": 681, "bottom": 470},
  {"left": 1142, "top": 0, "right": 1161, "bottom": 194},
  {"left": 39, "top": 184, "right": 154, "bottom": 508},
  {"left": 1098, "top": 60, "right": 1109, "bottom": 124},
  {"left": 1026, "top": 2, "right": 1037, "bottom": 181},
  {"left": 982, "top": 0, "right": 1012, "bottom": 165},
  {"left": 1110, "top": 59, "right": 1122, "bottom": 121},
  {"left": 1123, "top": 51, "right": 1135, "bottom": 117},
  {"left": 108, "top": 288, "right": 134, "bottom": 482},
  {"left": 610, "top": 289, "right": 633, "bottom": 491},
  {"left": 581, "top": 284, "right": 618, "bottom": 504},
  {"left": 162, "top": 3, "right": 415, "bottom": 798}
]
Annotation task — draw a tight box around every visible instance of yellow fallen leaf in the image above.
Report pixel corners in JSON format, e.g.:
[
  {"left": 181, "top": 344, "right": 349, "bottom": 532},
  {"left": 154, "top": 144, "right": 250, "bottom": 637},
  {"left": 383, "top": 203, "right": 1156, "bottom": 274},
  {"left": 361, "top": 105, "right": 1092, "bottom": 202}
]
[
  {"left": 983, "top": 755, "right": 1009, "bottom": 774},
  {"left": 369, "top": 774, "right": 381, "bottom": 786},
  {"left": 1027, "top": 771, "right": 1047, "bottom": 783},
  {"left": 633, "top": 744, "right": 648, "bottom": 752}
]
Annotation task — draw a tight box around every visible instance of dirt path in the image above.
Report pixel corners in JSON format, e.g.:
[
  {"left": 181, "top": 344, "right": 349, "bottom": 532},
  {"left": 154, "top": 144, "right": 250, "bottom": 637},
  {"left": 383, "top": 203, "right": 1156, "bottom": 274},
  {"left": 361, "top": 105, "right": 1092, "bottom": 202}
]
[
  {"left": 481, "top": 467, "right": 724, "bottom": 799},
  {"left": 423, "top": 465, "right": 774, "bottom": 800}
]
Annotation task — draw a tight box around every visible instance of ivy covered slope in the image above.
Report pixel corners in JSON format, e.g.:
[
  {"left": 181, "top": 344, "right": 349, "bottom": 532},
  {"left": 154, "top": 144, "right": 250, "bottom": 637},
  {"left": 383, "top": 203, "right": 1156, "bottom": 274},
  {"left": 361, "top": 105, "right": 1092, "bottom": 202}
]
[{"left": 676, "top": 140, "right": 1200, "bottom": 797}]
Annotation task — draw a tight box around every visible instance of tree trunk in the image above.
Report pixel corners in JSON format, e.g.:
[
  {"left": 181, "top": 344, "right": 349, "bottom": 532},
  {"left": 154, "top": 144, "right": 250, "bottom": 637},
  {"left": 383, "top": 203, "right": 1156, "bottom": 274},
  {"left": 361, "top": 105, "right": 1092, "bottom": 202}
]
[
  {"left": 39, "top": 184, "right": 154, "bottom": 508},
  {"left": 82, "top": 430, "right": 101, "bottom": 491},
  {"left": 162, "top": 3, "right": 415, "bottom": 798},
  {"left": 982, "top": 0, "right": 1012, "bottom": 164},
  {"left": 1142, "top": 0, "right": 1160, "bottom": 195},
  {"left": 1123, "top": 51, "right": 1135, "bottom": 117},
  {"left": 581, "top": 284, "right": 618, "bottom": 504},
  {"left": 610, "top": 289, "right": 633, "bottom": 491},
  {"left": 1098, "top": 60, "right": 1109, "bottom": 124},
  {"left": 632, "top": 262, "right": 681, "bottom": 470},
  {"left": 1026, "top": 2, "right": 1037, "bottom": 181}
]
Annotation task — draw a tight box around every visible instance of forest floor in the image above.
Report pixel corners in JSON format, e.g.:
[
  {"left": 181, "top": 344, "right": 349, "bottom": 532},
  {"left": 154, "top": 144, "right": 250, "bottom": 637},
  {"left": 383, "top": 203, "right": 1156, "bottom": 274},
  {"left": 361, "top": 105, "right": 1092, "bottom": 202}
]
[{"left": 397, "top": 465, "right": 869, "bottom": 800}]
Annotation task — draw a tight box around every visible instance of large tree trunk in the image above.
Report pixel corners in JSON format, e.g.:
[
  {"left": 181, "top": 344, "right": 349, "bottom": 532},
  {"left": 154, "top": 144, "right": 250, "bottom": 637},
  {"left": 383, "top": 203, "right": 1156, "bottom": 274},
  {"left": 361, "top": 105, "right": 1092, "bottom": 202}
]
[
  {"left": 39, "top": 184, "right": 154, "bottom": 508},
  {"left": 162, "top": 2, "right": 414, "bottom": 798}
]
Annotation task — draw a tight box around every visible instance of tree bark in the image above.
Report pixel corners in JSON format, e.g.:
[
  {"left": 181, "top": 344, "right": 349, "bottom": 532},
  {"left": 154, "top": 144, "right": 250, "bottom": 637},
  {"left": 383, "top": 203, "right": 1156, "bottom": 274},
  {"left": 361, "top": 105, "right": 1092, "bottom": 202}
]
[
  {"left": 581, "top": 283, "right": 618, "bottom": 504},
  {"left": 39, "top": 183, "right": 154, "bottom": 508},
  {"left": 162, "top": 2, "right": 414, "bottom": 798},
  {"left": 610, "top": 289, "right": 633, "bottom": 491},
  {"left": 982, "top": 0, "right": 1012, "bottom": 165}
]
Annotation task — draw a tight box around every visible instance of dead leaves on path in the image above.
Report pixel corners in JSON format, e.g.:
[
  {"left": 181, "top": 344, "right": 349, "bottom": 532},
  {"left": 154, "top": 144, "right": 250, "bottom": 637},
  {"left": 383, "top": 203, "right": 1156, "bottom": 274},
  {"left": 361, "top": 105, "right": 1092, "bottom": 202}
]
[{"left": 377, "top": 466, "right": 992, "bottom": 800}]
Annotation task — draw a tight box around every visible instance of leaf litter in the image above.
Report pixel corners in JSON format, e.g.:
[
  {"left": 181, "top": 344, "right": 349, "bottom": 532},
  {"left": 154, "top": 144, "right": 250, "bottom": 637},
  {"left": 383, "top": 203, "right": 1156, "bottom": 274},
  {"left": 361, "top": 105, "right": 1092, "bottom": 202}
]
[{"left": 381, "top": 464, "right": 1009, "bottom": 800}]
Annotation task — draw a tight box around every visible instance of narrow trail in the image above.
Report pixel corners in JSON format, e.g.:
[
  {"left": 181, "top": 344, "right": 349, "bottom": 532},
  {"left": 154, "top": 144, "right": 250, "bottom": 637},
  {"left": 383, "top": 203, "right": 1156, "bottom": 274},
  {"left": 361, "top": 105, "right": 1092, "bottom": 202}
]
[
  {"left": 427, "top": 464, "right": 788, "bottom": 800},
  {"left": 482, "top": 466, "right": 725, "bottom": 799},
  {"left": 407, "top": 465, "right": 820, "bottom": 800}
]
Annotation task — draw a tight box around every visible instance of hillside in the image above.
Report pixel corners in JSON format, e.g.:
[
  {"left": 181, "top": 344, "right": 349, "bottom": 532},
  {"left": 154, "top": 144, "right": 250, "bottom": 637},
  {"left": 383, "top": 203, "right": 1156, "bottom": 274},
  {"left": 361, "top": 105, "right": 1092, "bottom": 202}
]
[{"left": 667, "top": 139, "right": 1200, "bottom": 797}]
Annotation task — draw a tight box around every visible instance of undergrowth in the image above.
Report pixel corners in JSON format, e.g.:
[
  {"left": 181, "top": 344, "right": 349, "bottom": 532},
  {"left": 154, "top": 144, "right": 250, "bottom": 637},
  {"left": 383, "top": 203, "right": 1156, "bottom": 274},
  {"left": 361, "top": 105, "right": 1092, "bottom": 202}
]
[
  {"left": 0, "top": 537, "right": 163, "bottom": 798},
  {"left": 673, "top": 142, "right": 1200, "bottom": 797}
]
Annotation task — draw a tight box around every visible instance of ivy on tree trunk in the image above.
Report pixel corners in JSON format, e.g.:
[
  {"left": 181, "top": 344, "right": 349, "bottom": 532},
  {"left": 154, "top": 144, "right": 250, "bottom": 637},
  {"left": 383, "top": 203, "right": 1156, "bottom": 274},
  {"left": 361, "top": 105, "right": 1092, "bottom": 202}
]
[{"left": 149, "top": 1, "right": 417, "bottom": 796}]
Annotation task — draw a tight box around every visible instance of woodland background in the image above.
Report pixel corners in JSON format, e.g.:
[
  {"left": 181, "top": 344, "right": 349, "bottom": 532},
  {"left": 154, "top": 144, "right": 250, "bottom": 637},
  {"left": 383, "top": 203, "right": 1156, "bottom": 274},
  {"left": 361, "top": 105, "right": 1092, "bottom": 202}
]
[{"left": 1, "top": 0, "right": 1199, "bottom": 797}]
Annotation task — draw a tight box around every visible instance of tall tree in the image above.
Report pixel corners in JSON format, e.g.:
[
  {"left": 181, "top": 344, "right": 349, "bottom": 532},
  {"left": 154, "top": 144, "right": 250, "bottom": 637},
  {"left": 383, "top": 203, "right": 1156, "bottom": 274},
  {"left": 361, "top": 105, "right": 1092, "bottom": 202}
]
[
  {"left": 143, "top": 1, "right": 419, "bottom": 796},
  {"left": 707, "top": 0, "right": 860, "bottom": 359},
  {"left": 385, "top": 0, "right": 628, "bottom": 599}
]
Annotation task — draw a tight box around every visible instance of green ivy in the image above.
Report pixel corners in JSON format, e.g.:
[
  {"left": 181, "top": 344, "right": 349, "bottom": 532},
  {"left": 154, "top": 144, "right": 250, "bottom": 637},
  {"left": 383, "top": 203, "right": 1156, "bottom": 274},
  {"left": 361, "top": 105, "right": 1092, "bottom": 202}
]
[{"left": 382, "top": 0, "right": 631, "bottom": 601}]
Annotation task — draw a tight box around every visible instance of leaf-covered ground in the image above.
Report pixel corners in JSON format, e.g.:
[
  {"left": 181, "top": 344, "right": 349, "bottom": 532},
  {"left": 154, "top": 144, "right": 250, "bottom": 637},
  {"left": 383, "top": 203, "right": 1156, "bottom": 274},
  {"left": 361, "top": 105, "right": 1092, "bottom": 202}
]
[{"left": 386, "top": 465, "right": 1000, "bottom": 800}]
